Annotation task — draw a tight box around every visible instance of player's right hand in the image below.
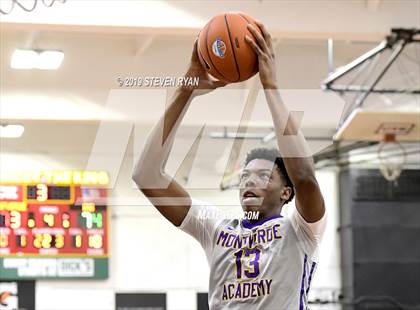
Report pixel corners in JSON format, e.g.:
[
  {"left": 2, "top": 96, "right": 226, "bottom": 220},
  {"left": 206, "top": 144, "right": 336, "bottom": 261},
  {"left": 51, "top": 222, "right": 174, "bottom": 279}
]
[{"left": 182, "top": 39, "right": 228, "bottom": 96}]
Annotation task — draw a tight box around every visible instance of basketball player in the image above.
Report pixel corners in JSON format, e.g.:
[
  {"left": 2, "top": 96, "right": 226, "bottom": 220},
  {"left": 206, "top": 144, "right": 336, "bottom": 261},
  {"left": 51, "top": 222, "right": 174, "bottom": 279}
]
[{"left": 132, "top": 21, "right": 326, "bottom": 309}]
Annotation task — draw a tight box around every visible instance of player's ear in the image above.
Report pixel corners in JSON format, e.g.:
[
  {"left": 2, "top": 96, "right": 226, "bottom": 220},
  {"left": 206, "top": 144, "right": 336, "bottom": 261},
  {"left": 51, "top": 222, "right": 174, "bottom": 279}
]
[{"left": 280, "top": 186, "right": 291, "bottom": 202}]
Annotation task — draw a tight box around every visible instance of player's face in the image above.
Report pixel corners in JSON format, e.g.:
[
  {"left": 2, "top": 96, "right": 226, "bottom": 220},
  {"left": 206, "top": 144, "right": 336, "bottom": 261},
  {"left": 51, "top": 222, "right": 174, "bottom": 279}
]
[{"left": 239, "top": 159, "right": 290, "bottom": 217}]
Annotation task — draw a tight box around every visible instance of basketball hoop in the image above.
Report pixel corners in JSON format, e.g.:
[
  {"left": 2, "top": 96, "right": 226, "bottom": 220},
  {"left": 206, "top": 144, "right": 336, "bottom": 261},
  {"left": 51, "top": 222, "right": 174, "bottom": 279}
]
[{"left": 377, "top": 133, "right": 407, "bottom": 182}]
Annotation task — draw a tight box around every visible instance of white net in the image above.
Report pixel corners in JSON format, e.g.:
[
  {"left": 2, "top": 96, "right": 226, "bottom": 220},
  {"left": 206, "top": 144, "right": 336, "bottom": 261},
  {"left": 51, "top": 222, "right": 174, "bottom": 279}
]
[
  {"left": 0, "top": 0, "right": 66, "bottom": 15},
  {"left": 377, "top": 138, "right": 407, "bottom": 182}
]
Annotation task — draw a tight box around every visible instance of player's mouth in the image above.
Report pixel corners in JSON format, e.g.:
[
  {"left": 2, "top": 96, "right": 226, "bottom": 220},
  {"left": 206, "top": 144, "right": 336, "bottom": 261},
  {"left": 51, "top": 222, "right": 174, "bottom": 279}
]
[{"left": 241, "top": 190, "right": 263, "bottom": 205}]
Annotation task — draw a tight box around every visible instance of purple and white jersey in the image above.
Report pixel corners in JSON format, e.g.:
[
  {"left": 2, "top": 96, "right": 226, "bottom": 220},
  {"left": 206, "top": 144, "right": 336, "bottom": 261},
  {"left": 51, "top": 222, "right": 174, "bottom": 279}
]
[{"left": 179, "top": 199, "right": 327, "bottom": 310}]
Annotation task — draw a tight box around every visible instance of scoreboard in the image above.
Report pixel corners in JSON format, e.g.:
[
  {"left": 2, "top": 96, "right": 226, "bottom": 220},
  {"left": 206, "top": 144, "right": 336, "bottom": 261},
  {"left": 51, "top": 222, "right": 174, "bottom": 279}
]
[{"left": 0, "top": 171, "right": 109, "bottom": 279}]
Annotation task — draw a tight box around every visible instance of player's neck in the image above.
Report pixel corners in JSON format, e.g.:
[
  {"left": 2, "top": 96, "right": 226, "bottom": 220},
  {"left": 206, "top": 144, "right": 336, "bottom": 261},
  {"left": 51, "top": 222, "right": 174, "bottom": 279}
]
[
  {"left": 263, "top": 207, "right": 282, "bottom": 220},
  {"left": 248, "top": 206, "right": 282, "bottom": 224}
]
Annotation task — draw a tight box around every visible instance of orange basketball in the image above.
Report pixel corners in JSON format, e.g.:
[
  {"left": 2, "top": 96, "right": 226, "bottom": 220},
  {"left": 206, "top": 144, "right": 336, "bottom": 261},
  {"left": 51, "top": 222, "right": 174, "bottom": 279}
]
[{"left": 197, "top": 12, "right": 262, "bottom": 83}]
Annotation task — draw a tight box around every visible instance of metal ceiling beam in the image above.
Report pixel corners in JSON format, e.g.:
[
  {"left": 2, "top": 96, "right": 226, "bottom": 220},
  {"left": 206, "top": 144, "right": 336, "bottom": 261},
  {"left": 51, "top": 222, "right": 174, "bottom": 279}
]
[
  {"left": 322, "top": 28, "right": 420, "bottom": 94},
  {"left": 321, "top": 40, "right": 388, "bottom": 88},
  {"left": 325, "top": 85, "right": 420, "bottom": 94}
]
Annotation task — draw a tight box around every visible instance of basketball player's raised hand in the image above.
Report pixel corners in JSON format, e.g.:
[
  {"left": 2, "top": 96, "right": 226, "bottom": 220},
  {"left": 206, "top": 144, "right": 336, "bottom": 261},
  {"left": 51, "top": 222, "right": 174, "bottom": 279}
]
[
  {"left": 183, "top": 39, "right": 228, "bottom": 96},
  {"left": 245, "top": 21, "right": 278, "bottom": 89}
]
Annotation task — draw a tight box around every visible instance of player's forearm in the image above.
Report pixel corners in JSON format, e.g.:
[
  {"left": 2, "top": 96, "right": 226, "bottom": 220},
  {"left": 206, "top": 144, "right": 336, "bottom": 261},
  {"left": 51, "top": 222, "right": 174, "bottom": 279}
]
[
  {"left": 263, "top": 87, "right": 316, "bottom": 186},
  {"left": 132, "top": 88, "right": 194, "bottom": 187}
]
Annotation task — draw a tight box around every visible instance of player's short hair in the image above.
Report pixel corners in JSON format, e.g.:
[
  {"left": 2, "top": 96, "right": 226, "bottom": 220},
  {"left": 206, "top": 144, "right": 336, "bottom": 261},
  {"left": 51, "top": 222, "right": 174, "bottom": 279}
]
[{"left": 244, "top": 147, "right": 295, "bottom": 204}]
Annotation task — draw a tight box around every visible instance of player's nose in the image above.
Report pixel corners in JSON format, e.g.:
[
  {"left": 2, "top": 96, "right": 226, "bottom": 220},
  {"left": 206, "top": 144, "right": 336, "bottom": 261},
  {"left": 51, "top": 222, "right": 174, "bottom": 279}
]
[{"left": 243, "top": 174, "right": 259, "bottom": 188}]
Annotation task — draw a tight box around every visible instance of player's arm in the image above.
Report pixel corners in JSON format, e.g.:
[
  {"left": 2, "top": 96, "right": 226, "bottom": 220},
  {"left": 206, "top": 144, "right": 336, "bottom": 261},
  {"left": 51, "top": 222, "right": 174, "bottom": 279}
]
[
  {"left": 132, "top": 40, "right": 226, "bottom": 227},
  {"left": 246, "top": 22, "right": 325, "bottom": 223}
]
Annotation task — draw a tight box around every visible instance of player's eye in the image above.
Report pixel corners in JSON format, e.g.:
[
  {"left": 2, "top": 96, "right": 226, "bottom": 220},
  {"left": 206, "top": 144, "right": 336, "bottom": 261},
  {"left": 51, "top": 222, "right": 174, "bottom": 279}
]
[{"left": 259, "top": 173, "right": 271, "bottom": 180}]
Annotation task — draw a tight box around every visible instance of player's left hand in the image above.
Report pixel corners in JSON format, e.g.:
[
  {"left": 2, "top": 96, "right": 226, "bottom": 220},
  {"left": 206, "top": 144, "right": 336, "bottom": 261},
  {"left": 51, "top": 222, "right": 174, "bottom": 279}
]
[{"left": 245, "top": 21, "right": 278, "bottom": 89}]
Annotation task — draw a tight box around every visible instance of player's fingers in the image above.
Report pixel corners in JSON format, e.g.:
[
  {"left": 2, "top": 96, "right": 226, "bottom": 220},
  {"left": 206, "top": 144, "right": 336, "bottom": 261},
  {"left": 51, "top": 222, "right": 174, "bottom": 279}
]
[
  {"left": 192, "top": 37, "right": 198, "bottom": 58},
  {"left": 245, "top": 35, "right": 264, "bottom": 56},
  {"left": 191, "top": 38, "right": 199, "bottom": 61},
  {"left": 247, "top": 24, "right": 269, "bottom": 55},
  {"left": 254, "top": 20, "right": 270, "bottom": 40},
  {"left": 213, "top": 80, "right": 228, "bottom": 88},
  {"left": 254, "top": 20, "right": 273, "bottom": 51}
]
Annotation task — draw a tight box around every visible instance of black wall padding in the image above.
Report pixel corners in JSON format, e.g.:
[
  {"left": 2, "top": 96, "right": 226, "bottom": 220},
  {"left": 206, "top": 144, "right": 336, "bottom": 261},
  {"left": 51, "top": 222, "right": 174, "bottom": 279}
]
[
  {"left": 197, "top": 293, "right": 210, "bottom": 310},
  {"left": 353, "top": 171, "right": 420, "bottom": 201},
  {"left": 339, "top": 169, "right": 420, "bottom": 310}
]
